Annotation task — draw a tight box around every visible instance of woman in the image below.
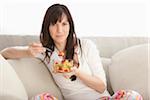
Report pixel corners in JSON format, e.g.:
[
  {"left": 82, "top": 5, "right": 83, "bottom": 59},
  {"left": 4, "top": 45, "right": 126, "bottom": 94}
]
[{"left": 0, "top": 4, "right": 110, "bottom": 100}]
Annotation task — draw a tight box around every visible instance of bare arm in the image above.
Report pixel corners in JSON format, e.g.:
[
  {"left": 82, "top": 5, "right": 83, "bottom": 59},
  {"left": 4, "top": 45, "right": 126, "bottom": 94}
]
[
  {"left": 73, "top": 68, "right": 106, "bottom": 93},
  {"left": 0, "top": 43, "right": 45, "bottom": 59},
  {"left": 0, "top": 46, "right": 30, "bottom": 59},
  {"left": 71, "top": 40, "right": 106, "bottom": 93}
]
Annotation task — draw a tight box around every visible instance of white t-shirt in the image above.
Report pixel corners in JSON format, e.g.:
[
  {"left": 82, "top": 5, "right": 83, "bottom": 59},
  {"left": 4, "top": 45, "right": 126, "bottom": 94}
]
[{"left": 36, "top": 39, "right": 110, "bottom": 100}]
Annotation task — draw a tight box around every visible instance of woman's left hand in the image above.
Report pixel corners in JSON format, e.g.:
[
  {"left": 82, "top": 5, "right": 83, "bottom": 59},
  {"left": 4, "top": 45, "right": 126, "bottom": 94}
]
[{"left": 71, "top": 66, "right": 79, "bottom": 75}]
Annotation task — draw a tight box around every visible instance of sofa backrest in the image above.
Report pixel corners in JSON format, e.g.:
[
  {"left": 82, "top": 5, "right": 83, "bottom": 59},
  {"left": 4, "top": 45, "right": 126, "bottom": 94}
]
[
  {"left": 0, "top": 35, "right": 149, "bottom": 58},
  {"left": 83, "top": 36, "right": 149, "bottom": 58}
]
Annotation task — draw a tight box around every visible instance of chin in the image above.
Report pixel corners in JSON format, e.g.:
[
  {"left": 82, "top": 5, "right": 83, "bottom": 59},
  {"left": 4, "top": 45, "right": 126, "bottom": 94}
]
[{"left": 56, "top": 39, "right": 66, "bottom": 44}]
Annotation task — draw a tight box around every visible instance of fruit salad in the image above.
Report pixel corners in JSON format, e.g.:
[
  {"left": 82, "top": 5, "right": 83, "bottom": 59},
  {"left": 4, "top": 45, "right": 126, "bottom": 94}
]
[{"left": 54, "top": 59, "right": 73, "bottom": 73}]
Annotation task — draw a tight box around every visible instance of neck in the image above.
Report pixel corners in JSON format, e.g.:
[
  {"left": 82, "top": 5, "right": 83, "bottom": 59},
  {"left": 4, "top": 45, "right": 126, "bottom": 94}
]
[{"left": 55, "top": 42, "right": 66, "bottom": 52}]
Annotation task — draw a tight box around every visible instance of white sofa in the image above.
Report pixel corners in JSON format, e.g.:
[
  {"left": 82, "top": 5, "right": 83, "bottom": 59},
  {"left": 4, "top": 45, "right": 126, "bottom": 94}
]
[{"left": 0, "top": 35, "right": 149, "bottom": 100}]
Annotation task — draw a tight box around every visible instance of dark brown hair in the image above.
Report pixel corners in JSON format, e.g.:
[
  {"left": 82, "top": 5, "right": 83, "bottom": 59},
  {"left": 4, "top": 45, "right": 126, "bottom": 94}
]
[{"left": 40, "top": 4, "right": 81, "bottom": 61}]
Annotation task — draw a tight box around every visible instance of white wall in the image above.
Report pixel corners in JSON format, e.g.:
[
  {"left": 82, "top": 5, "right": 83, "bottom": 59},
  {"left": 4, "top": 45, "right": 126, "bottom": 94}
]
[{"left": 0, "top": 0, "right": 149, "bottom": 37}]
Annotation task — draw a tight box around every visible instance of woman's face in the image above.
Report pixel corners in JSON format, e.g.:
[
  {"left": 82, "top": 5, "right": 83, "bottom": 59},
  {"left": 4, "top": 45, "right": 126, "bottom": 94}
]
[{"left": 49, "top": 13, "right": 70, "bottom": 45}]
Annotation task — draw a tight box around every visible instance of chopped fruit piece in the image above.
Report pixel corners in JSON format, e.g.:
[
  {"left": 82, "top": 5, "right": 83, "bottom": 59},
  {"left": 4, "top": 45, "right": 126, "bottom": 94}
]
[
  {"left": 58, "top": 67, "right": 62, "bottom": 70},
  {"left": 58, "top": 51, "right": 65, "bottom": 57},
  {"left": 54, "top": 59, "right": 73, "bottom": 73},
  {"left": 55, "top": 62, "right": 58, "bottom": 64}
]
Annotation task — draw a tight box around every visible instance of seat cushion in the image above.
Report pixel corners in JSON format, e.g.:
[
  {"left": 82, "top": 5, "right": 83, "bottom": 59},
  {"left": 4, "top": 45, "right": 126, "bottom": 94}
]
[
  {"left": 0, "top": 55, "right": 28, "bottom": 100},
  {"left": 109, "top": 44, "right": 149, "bottom": 100}
]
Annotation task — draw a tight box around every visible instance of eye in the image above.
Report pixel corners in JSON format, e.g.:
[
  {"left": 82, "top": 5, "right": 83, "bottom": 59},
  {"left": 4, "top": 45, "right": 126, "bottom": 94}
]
[
  {"left": 49, "top": 23, "right": 56, "bottom": 27},
  {"left": 62, "top": 22, "right": 68, "bottom": 26}
]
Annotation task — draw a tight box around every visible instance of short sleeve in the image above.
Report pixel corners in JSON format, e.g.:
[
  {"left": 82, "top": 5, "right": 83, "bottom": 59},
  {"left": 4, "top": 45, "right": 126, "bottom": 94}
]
[{"left": 82, "top": 39, "right": 107, "bottom": 86}]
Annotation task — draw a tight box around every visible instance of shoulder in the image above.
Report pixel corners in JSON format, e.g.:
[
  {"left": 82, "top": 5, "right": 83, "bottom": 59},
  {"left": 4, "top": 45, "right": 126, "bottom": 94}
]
[{"left": 79, "top": 38, "right": 96, "bottom": 48}]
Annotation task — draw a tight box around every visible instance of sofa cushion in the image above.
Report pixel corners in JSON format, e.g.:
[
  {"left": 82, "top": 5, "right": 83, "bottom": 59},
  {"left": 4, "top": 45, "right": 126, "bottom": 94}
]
[
  {"left": 8, "top": 58, "right": 64, "bottom": 100},
  {"left": 0, "top": 55, "right": 28, "bottom": 100},
  {"left": 109, "top": 44, "right": 149, "bottom": 100},
  {"left": 101, "top": 57, "right": 113, "bottom": 95}
]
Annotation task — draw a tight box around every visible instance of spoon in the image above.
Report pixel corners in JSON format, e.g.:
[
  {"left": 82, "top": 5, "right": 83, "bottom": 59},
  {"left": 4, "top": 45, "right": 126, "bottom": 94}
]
[{"left": 44, "top": 47, "right": 52, "bottom": 52}]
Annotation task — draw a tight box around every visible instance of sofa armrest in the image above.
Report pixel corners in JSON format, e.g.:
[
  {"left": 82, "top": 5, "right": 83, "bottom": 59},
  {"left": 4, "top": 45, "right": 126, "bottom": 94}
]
[
  {"left": 0, "top": 55, "right": 28, "bottom": 100},
  {"left": 109, "top": 44, "right": 149, "bottom": 100},
  {"left": 8, "top": 58, "right": 64, "bottom": 100}
]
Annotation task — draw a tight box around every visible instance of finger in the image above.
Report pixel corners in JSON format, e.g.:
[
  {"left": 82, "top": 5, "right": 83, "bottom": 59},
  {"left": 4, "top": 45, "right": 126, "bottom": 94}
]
[
  {"left": 29, "top": 44, "right": 45, "bottom": 51},
  {"left": 70, "top": 67, "right": 77, "bottom": 72},
  {"left": 33, "top": 42, "right": 42, "bottom": 47},
  {"left": 30, "top": 49, "right": 44, "bottom": 57},
  {"left": 29, "top": 42, "right": 42, "bottom": 47},
  {"left": 32, "top": 47, "right": 46, "bottom": 53}
]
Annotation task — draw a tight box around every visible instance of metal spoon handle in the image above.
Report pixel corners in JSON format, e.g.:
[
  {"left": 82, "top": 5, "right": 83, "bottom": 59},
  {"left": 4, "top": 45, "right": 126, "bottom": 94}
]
[{"left": 44, "top": 47, "right": 52, "bottom": 52}]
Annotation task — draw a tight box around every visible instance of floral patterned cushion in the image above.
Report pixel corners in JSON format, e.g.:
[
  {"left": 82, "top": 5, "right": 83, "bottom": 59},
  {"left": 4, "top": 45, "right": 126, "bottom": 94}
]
[
  {"left": 34, "top": 92, "right": 58, "bottom": 100},
  {"left": 100, "top": 90, "right": 143, "bottom": 100}
]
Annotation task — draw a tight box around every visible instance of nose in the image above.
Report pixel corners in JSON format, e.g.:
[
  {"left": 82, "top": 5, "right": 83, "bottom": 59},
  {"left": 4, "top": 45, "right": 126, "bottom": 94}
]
[{"left": 57, "top": 24, "right": 62, "bottom": 33}]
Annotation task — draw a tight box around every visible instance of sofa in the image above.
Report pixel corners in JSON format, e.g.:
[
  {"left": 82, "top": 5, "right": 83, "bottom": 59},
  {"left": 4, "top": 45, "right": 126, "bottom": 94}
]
[{"left": 0, "top": 35, "right": 149, "bottom": 100}]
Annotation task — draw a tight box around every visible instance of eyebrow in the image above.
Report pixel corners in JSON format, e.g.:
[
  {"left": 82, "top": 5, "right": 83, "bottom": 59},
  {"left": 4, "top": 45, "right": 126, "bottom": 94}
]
[{"left": 58, "top": 18, "right": 68, "bottom": 22}]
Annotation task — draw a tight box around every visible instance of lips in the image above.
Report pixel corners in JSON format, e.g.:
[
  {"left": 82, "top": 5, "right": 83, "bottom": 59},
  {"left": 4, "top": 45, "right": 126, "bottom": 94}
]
[{"left": 56, "top": 35, "right": 64, "bottom": 37}]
